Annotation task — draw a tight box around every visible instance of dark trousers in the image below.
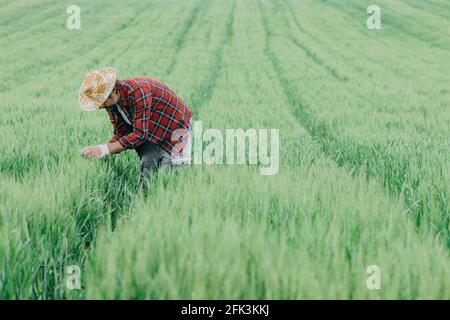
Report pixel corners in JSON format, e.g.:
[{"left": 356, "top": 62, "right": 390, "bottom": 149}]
[
  {"left": 136, "top": 121, "right": 192, "bottom": 192},
  {"left": 135, "top": 141, "right": 189, "bottom": 193},
  {"left": 136, "top": 141, "right": 172, "bottom": 182}
]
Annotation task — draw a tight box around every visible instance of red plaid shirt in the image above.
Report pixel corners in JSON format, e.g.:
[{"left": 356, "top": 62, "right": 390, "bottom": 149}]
[{"left": 107, "top": 78, "right": 193, "bottom": 153}]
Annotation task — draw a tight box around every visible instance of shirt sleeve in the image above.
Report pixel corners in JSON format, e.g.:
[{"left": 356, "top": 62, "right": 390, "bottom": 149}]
[
  {"left": 107, "top": 108, "right": 129, "bottom": 143},
  {"left": 118, "top": 86, "right": 153, "bottom": 149}
]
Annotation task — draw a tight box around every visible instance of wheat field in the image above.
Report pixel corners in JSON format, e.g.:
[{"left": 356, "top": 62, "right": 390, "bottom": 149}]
[{"left": 0, "top": 0, "right": 449, "bottom": 299}]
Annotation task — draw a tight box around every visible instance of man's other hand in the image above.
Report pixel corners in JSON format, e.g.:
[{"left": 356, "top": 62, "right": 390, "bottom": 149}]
[{"left": 81, "top": 145, "right": 110, "bottom": 159}]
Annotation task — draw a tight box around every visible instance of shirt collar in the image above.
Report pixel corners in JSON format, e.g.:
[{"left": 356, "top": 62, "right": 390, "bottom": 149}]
[{"left": 117, "top": 81, "right": 130, "bottom": 107}]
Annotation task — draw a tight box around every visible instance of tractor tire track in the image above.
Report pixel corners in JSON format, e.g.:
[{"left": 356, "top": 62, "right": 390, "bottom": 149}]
[
  {"left": 280, "top": 0, "right": 448, "bottom": 114},
  {"left": 274, "top": 0, "right": 347, "bottom": 81},
  {"left": 0, "top": 6, "right": 64, "bottom": 42},
  {"left": 398, "top": 0, "right": 450, "bottom": 21},
  {"left": 189, "top": 1, "right": 236, "bottom": 115},
  {"left": 280, "top": 0, "right": 401, "bottom": 79},
  {"left": 0, "top": 0, "right": 57, "bottom": 34},
  {"left": 0, "top": 8, "right": 74, "bottom": 64},
  {"left": 324, "top": 0, "right": 449, "bottom": 51},
  {"left": 281, "top": 0, "right": 369, "bottom": 78},
  {"left": 257, "top": 0, "right": 449, "bottom": 248},
  {"left": 286, "top": 32, "right": 347, "bottom": 81},
  {"left": 282, "top": 0, "right": 364, "bottom": 79},
  {"left": 0, "top": 2, "right": 151, "bottom": 94},
  {"left": 108, "top": 4, "right": 169, "bottom": 66},
  {"left": 166, "top": 0, "right": 212, "bottom": 76}
]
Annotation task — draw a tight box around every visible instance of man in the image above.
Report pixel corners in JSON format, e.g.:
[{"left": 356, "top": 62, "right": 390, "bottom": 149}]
[{"left": 79, "top": 67, "right": 193, "bottom": 184}]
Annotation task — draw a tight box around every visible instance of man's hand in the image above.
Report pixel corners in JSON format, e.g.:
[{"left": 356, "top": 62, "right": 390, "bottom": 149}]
[{"left": 81, "top": 144, "right": 110, "bottom": 159}]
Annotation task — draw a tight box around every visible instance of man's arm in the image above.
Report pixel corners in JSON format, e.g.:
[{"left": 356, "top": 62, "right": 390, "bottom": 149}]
[
  {"left": 81, "top": 108, "right": 128, "bottom": 159},
  {"left": 81, "top": 89, "right": 153, "bottom": 159},
  {"left": 105, "top": 106, "right": 130, "bottom": 154},
  {"left": 106, "top": 141, "right": 126, "bottom": 154},
  {"left": 107, "top": 107, "right": 129, "bottom": 144}
]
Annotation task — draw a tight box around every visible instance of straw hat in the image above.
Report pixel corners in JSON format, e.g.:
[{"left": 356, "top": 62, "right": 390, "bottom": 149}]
[{"left": 79, "top": 67, "right": 117, "bottom": 111}]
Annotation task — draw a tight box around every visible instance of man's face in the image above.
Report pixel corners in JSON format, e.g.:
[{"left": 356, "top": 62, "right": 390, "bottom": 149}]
[{"left": 100, "top": 89, "right": 120, "bottom": 109}]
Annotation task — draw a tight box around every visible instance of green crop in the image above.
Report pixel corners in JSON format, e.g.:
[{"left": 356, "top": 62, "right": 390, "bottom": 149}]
[{"left": 0, "top": 0, "right": 448, "bottom": 299}]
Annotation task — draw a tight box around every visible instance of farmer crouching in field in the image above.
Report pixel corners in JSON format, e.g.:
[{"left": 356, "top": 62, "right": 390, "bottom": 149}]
[{"left": 79, "top": 67, "right": 193, "bottom": 188}]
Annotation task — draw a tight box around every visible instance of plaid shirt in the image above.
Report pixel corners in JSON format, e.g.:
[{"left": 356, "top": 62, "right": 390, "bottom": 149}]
[{"left": 106, "top": 78, "right": 193, "bottom": 153}]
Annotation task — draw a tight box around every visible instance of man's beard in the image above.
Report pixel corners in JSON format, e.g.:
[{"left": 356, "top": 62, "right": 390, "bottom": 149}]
[{"left": 104, "top": 103, "right": 117, "bottom": 111}]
